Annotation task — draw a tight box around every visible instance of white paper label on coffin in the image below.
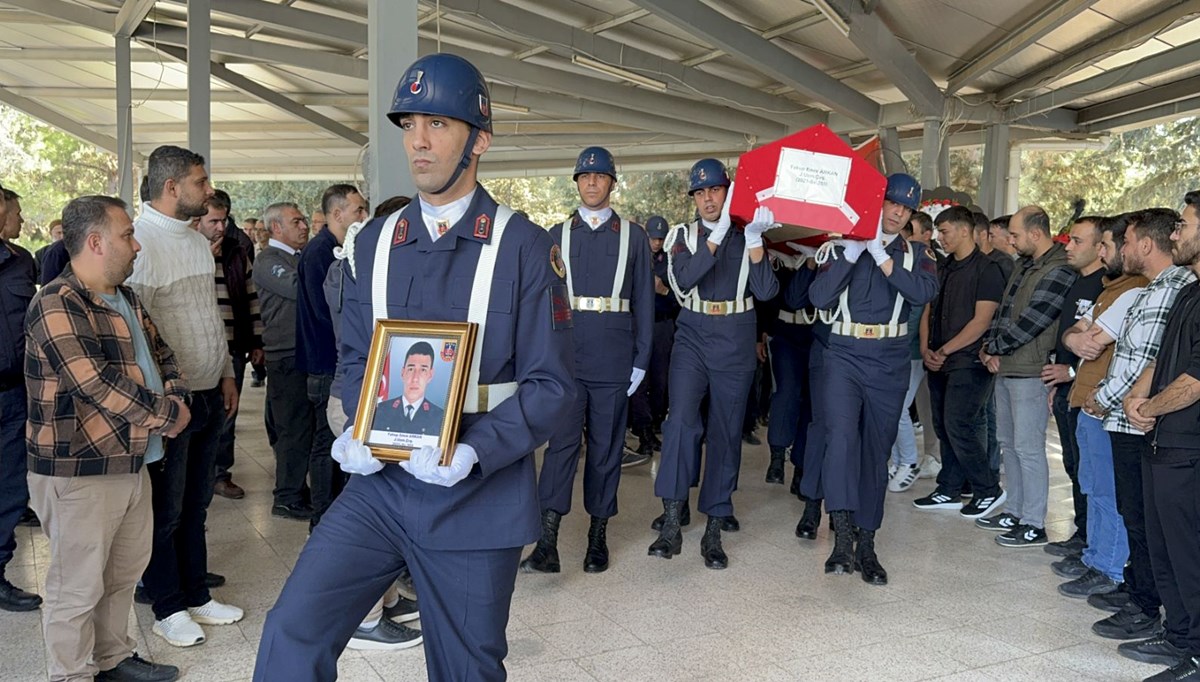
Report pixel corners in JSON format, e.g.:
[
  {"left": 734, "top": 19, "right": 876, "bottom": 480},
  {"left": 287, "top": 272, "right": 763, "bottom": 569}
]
[{"left": 774, "top": 148, "right": 851, "bottom": 207}]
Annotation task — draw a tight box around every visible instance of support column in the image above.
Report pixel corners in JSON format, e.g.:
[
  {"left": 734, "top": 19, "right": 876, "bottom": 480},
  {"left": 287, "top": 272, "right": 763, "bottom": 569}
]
[
  {"left": 920, "top": 118, "right": 939, "bottom": 190},
  {"left": 367, "top": 0, "right": 416, "bottom": 204},
  {"left": 187, "top": 0, "right": 211, "bottom": 165},
  {"left": 980, "top": 123, "right": 1011, "bottom": 217},
  {"left": 937, "top": 136, "right": 950, "bottom": 187},
  {"left": 879, "top": 126, "right": 902, "bottom": 175},
  {"left": 116, "top": 34, "right": 134, "bottom": 208}
]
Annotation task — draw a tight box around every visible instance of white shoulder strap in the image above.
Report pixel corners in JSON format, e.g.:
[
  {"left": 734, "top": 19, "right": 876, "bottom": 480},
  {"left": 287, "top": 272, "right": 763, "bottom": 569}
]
[
  {"left": 888, "top": 242, "right": 916, "bottom": 326},
  {"left": 735, "top": 236, "right": 751, "bottom": 302},
  {"left": 463, "top": 206, "right": 515, "bottom": 414},
  {"left": 612, "top": 219, "right": 631, "bottom": 299},
  {"left": 560, "top": 214, "right": 575, "bottom": 300},
  {"left": 371, "top": 210, "right": 404, "bottom": 322},
  {"left": 834, "top": 239, "right": 917, "bottom": 326}
]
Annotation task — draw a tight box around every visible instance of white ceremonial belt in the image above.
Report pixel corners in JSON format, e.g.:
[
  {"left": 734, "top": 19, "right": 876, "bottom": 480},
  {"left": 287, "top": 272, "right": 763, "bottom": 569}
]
[
  {"left": 829, "top": 321, "right": 908, "bottom": 340},
  {"left": 572, "top": 296, "right": 631, "bottom": 313},
  {"left": 462, "top": 382, "right": 519, "bottom": 415},
  {"left": 778, "top": 310, "right": 813, "bottom": 325},
  {"left": 688, "top": 297, "right": 754, "bottom": 316}
]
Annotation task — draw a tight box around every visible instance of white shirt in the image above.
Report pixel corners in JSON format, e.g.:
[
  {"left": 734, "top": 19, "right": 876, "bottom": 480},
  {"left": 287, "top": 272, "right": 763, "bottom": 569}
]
[
  {"left": 1094, "top": 287, "right": 1145, "bottom": 339},
  {"left": 578, "top": 206, "right": 613, "bottom": 230},
  {"left": 268, "top": 238, "right": 297, "bottom": 256},
  {"left": 420, "top": 189, "right": 476, "bottom": 242}
]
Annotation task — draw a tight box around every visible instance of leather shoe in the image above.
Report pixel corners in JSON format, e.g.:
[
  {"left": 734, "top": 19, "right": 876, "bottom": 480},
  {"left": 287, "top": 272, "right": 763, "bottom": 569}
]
[
  {"left": 95, "top": 653, "right": 179, "bottom": 681},
  {"left": 0, "top": 579, "right": 41, "bottom": 611},
  {"left": 204, "top": 572, "right": 226, "bottom": 588},
  {"left": 213, "top": 479, "right": 245, "bottom": 500},
  {"left": 272, "top": 502, "right": 313, "bottom": 520},
  {"left": 720, "top": 515, "right": 740, "bottom": 532}
]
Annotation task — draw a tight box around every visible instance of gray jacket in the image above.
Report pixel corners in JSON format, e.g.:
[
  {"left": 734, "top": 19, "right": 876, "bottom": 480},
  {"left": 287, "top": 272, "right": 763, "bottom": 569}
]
[{"left": 252, "top": 245, "right": 300, "bottom": 360}]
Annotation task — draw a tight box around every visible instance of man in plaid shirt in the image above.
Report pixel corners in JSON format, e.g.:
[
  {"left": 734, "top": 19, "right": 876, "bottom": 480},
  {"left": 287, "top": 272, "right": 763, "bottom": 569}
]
[
  {"left": 1085, "top": 208, "right": 1196, "bottom": 643},
  {"left": 26, "top": 196, "right": 190, "bottom": 682}
]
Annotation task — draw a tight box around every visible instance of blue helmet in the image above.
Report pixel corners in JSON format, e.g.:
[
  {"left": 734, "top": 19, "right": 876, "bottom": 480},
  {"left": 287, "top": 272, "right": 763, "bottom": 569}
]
[
  {"left": 645, "top": 216, "right": 669, "bottom": 239},
  {"left": 387, "top": 53, "right": 492, "bottom": 133},
  {"left": 885, "top": 173, "right": 921, "bottom": 210},
  {"left": 688, "top": 158, "right": 730, "bottom": 195},
  {"left": 573, "top": 146, "right": 616, "bottom": 181}
]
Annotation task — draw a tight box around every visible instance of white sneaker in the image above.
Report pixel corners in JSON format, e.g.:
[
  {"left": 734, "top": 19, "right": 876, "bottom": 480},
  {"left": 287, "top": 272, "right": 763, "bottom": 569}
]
[
  {"left": 917, "top": 455, "right": 942, "bottom": 479},
  {"left": 187, "top": 599, "right": 244, "bottom": 625},
  {"left": 888, "top": 464, "right": 921, "bottom": 492},
  {"left": 153, "top": 611, "right": 206, "bottom": 647},
  {"left": 887, "top": 463, "right": 900, "bottom": 481}
]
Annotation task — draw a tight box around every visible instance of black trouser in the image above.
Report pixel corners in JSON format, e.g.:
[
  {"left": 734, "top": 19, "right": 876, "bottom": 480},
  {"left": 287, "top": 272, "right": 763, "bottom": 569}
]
[
  {"left": 142, "top": 387, "right": 224, "bottom": 620},
  {"left": 306, "top": 373, "right": 343, "bottom": 525},
  {"left": 267, "top": 357, "right": 314, "bottom": 507},
  {"left": 1144, "top": 453, "right": 1200, "bottom": 655},
  {"left": 0, "top": 385, "right": 28, "bottom": 578},
  {"left": 1052, "top": 382, "right": 1086, "bottom": 540},
  {"left": 629, "top": 318, "right": 675, "bottom": 433},
  {"left": 1109, "top": 431, "right": 1162, "bottom": 616},
  {"left": 928, "top": 366, "right": 1001, "bottom": 498},
  {"left": 215, "top": 353, "right": 247, "bottom": 483}
]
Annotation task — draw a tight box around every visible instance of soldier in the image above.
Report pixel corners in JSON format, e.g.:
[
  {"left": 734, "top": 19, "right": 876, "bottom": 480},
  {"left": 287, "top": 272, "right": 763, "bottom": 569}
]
[
  {"left": 648, "top": 159, "right": 779, "bottom": 569},
  {"left": 521, "top": 146, "right": 653, "bottom": 574},
  {"left": 253, "top": 53, "right": 575, "bottom": 682},
  {"left": 806, "top": 173, "right": 938, "bottom": 586}
]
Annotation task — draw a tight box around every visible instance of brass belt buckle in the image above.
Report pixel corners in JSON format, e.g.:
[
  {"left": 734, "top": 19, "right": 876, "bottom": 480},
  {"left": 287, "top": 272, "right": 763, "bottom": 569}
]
[{"left": 707, "top": 301, "right": 727, "bottom": 315}]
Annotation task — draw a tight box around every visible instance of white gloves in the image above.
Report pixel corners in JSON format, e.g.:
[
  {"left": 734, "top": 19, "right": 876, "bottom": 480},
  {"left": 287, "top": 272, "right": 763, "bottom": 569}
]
[
  {"left": 331, "top": 428, "right": 384, "bottom": 476},
  {"left": 833, "top": 239, "right": 867, "bottom": 263},
  {"left": 743, "top": 206, "right": 775, "bottom": 249},
  {"left": 707, "top": 182, "right": 734, "bottom": 246},
  {"left": 790, "top": 243, "right": 818, "bottom": 259},
  {"left": 866, "top": 222, "right": 889, "bottom": 266},
  {"left": 628, "top": 367, "right": 646, "bottom": 397},
  {"left": 400, "top": 443, "right": 479, "bottom": 487}
]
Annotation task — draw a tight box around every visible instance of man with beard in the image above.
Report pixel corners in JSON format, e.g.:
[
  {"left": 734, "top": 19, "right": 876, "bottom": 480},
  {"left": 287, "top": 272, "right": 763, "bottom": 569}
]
[
  {"left": 1123, "top": 190, "right": 1200, "bottom": 682},
  {"left": 522, "top": 147, "right": 652, "bottom": 575},
  {"left": 127, "top": 145, "right": 244, "bottom": 648}
]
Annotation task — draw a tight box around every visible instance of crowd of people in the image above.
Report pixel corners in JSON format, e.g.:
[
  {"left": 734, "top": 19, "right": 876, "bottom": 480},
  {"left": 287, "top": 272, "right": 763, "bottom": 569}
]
[{"left": 2, "top": 51, "right": 1200, "bottom": 682}]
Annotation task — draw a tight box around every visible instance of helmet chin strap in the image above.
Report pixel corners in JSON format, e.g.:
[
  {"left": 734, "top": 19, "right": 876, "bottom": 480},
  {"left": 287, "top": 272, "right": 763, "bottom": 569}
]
[{"left": 432, "top": 127, "right": 481, "bottom": 196}]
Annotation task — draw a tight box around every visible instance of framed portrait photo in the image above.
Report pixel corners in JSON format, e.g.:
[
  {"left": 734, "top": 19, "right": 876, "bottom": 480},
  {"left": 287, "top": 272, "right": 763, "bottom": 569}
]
[{"left": 352, "top": 320, "right": 477, "bottom": 464}]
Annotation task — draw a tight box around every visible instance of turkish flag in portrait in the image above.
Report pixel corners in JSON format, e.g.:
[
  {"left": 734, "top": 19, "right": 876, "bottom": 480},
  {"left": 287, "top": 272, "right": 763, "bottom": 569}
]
[{"left": 378, "top": 353, "right": 390, "bottom": 402}]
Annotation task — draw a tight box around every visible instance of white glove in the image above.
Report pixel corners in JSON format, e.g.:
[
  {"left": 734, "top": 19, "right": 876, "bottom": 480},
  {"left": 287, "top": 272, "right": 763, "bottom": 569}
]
[
  {"left": 628, "top": 367, "right": 646, "bottom": 397},
  {"left": 331, "top": 428, "right": 384, "bottom": 476},
  {"left": 743, "top": 206, "right": 775, "bottom": 249},
  {"left": 865, "top": 221, "right": 889, "bottom": 266},
  {"left": 399, "top": 443, "right": 479, "bottom": 487},
  {"left": 790, "top": 243, "right": 818, "bottom": 259},
  {"left": 832, "top": 239, "right": 867, "bottom": 264},
  {"left": 707, "top": 181, "right": 735, "bottom": 246}
]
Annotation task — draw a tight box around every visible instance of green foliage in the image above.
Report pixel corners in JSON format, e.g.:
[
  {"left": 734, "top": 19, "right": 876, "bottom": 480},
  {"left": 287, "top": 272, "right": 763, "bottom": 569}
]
[
  {"left": 483, "top": 170, "right": 697, "bottom": 228},
  {"left": 219, "top": 180, "right": 354, "bottom": 221}
]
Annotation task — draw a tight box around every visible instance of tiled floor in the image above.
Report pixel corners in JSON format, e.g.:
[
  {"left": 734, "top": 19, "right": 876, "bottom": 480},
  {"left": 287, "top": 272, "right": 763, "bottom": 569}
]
[{"left": 1, "top": 391, "right": 1162, "bottom": 681}]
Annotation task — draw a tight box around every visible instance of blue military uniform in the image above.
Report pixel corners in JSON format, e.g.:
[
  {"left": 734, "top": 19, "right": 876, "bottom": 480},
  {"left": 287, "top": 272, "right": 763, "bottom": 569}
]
[
  {"left": 764, "top": 252, "right": 818, "bottom": 488},
  {"left": 373, "top": 397, "right": 446, "bottom": 435},
  {"left": 254, "top": 53, "right": 575, "bottom": 682}
]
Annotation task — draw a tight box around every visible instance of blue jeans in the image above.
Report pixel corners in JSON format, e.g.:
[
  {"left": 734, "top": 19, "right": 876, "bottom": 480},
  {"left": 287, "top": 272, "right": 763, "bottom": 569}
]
[
  {"left": 1076, "top": 413, "right": 1127, "bottom": 582},
  {"left": 0, "top": 386, "right": 28, "bottom": 574},
  {"left": 995, "top": 376, "right": 1051, "bottom": 529},
  {"left": 890, "top": 359, "right": 923, "bottom": 467}
]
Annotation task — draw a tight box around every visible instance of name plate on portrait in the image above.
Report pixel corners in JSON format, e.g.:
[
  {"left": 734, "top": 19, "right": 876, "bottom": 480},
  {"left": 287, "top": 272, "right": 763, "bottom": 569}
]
[{"left": 352, "top": 320, "right": 478, "bottom": 465}]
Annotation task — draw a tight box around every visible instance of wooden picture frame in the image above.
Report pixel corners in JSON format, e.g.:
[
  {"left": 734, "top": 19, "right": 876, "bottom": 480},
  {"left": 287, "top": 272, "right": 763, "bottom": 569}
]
[{"left": 352, "top": 320, "right": 477, "bottom": 464}]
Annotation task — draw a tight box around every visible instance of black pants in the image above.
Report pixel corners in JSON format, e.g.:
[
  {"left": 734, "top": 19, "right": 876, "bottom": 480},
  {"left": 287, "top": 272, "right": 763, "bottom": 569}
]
[
  {"left": 629, "top": 318, "right": 674, "bottom": 432},
  {"left": 0, "top": 386, "right": 28, "bottom": 576},
  {"left": 267, "top": 357, "right": 314, "bottom": 507},
  {"left": 142, "top": 386, "right": 225, "bottom": 620},
  {"left": 1109, "top": 431, "right": 1162, "bottom": 616},
  {"left": 306, "top": 373, "right": 342, "bottom": 525},
  {"left": 215, "top": 353, "right": 247, "bottom": 483},
  {"left": 1144, "top": 453, "right": 1200, "bottom": 655},
  {"left": 929, "top": 366, "right": 1001, "bottom": 498},
  {"left": 1052, "top": 383, "right": 1086, "bottom": 539}
]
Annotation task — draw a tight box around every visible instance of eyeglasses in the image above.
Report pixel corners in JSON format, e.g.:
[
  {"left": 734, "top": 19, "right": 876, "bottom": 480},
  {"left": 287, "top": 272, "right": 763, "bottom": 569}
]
[{"left": 1175, "top": 220, "right": 1198, "bottom": 233}]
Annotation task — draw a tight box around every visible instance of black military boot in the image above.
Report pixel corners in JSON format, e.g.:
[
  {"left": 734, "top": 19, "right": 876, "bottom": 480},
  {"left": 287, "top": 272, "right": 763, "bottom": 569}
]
[
  {"left": 854, "top": 527, "right": 888, "bottom": 586},
  {"left": 721, "top": 515, "right": 740, "bottom": 532},
  {"left": 824, "top": 510, "right": 855, "bottom": 575},
  {"left": 700, "top": 516, "right": 728, "bottom": 569},
  {"left": 651, "top": 499, "right": 691, "bottom": 531},
  {"left": 795, "top": 497, "right": 822, "bottom": 540},
  {"left": 790, "top": 466, "right": 803, "bottom": 498},
  {"left": 648, "top": 499, "right": 684, "bottom": 559},
  {"left": 519, "top": 510, "right": 562, "bottom": 573},
  {"left": 584, "top": 516, "right": 609, "bottom": 573},
  {"left": 766, "top": 447, "right": 787, "bottom": 484}
]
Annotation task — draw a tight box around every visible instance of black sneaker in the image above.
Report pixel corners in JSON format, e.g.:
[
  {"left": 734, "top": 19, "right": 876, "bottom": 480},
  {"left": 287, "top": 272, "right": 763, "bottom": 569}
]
[
  {"left": 742, "top": 430, "right": 761, "bottom": 446},
  {"left": 620, "top": 449, "right": 651, "bottom": 468},
  {"left": 912, "top": 491, "right": 962, "bottom": 511},
  {"left": 1089, "top": 588, "right": 1131, "bottom": 613},
  {"left": 272, "top": 502, "right": 314, "bottom": 520},
  {"left": 1118, "top": 632, "right": 1188, "bottom": 666},
  {"left": 1050, "top": 555, "right": 1088, "bottom": 579},
  {"left": 1058, "top": 568, "right": 1119, "bottom": 598},
  {"left": 17, "top": 507, "right": 39, "bottom": 527},
  {"left": 383, "top": 595, "right": 419, "bottom": 623},
  {"left": 95, "top": 653, "right": 179, "bottom": 682},
  {"left": 975, "top": 512, "right": 1018, "bottom": 532},
  {"left": 1145, "top": 655, "right": 1200, "bottom": 681},
  {"left": 959, "top": 490, "right": 1006, "bottom": 519},
  {"left": 346, "top": 618, "right": 423, "bottom": 651},
  {"left": 1093, "top": 602, "right": 1163, "bottom": 640},
  {"left": 995, "top": 524, "right": 1048, "bottom": 548},
  {"left": 1044, "top": 533, "right": 1086, "bottom": 557}
]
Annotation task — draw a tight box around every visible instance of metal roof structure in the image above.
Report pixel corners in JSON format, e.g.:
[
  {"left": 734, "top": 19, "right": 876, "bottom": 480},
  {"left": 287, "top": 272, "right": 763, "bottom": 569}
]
[{"left": 1, "top": 0, "right": 1199, "bottom": 209}]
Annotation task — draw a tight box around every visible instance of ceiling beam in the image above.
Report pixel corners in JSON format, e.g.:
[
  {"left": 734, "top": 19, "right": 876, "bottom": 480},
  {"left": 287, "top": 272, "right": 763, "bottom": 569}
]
[
  {"left": 1081, "top": 92, "right": 1200, "bottom": 132},
  {"left": 828, "top": 0, "right": 942, "bottom": 116},
  {"left": 627, "top": 0, "right": 880, "bottom": 125},
  {"left": 509, "top": 8, "right": 649, "bottom": 61},
  {"left": 1007, "top": 38, "right": 1200, "bottom": 119},
  {"left": 93, "top": 120, "right": 640, "bottom": 135},
  {"left": 208, "top": 0, "right": 366, "bottom": 45},
  {"left": 114, "top": 0, "right": 158, "bottom": 37},
  {"left": 152, "top": 44, "right": 368, "bottom": 146},
  {"left": 1077, "top": 73, "right": 1200, "bottom": 125},
  {"left": 4, "top": 86, "right": 370, "bottom": 106},
  {"left": 0, "top": 0, "right": 112, "bottom": 32},
  {"left": 679, "top": 12, "right": 825, "bottom": 67},
  {"left": 0, "top": 47, "right": 164, "bottom": 61},
  {"left": 435, "top": 0, "right": 819, "bottom": 130},
  {"left": 996, "top": 0, "right": 1200, "bottom": 102},
  {"left": 947, "top": 0, "right": 1099, "bottom": 94},
  {"left": 0, "top": 84, "right": 141, "bottom": 161},
  {"left": 134, "top": 23, "right": 367, "bottom": 78}
]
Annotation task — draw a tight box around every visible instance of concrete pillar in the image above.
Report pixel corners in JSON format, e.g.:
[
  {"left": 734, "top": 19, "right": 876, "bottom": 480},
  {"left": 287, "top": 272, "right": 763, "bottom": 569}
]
[
  {"left": 367, "top": 0, "right": 417, "bottom": 204},
  {"left": 187, "top": 0, "right": 211, "bottom": 165},
  {"left": 980, "top": 123, "right": 1011, "bottom": 217},
  {"left": 116, "top": 34, "right": 134, "bottom": 209},
  {"left": 920, "top": 118, "right": 939, "bottom": 190},
  {"left": 879, "top": 126, "right": 902, "bottom": 175}
]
